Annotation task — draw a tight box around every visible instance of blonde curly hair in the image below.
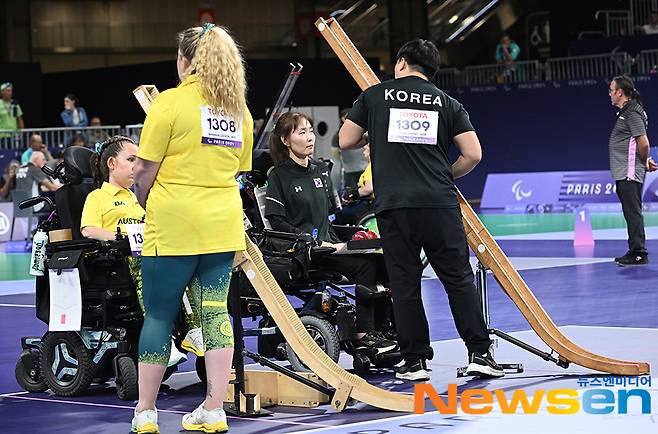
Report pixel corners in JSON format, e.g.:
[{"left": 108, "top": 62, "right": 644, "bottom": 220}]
[{"left": 178, "top": 25, "right": 247, "bottom": 121}]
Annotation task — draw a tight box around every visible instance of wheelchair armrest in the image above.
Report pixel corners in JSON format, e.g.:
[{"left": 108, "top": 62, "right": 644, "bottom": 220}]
[
  {"left": 311, "top": 246, "right": 336, "bottom": 257},
  {"left": 331, "top": 224, "right": 366, "bottom": 242},
  {"left": 46, "top": 238, "right": 101, "bottom": 254},
  {"left": 262, "top": 229, "right": 315, "bottom": 244},
  {"left": 103, "top": 237, "right": 132, "bottom": 256}
]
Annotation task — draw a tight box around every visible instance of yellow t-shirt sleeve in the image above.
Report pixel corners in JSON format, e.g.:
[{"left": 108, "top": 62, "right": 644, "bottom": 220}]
[
  {"left": 359, "top": 163, "right": 372, "bottom": 188},
  {"left": 239, "top": 110, "right": 254, "bottom": 172},
  {"left": 80, "top": 191, "right": 103, "bottom": 231},
  {"left": 137, "top": 92, "right": 173, "bottom": 163}
]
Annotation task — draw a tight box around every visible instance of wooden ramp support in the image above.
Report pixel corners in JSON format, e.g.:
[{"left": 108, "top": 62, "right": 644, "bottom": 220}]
[
  {"left": 234, "top": 238, "right": 415, "bottom": 412},
  {"left": 133, "top": 86, "right": 415, "bottom": 412},
  {"left": 315, "top": 16, "right": 649, "bottom": 376}
]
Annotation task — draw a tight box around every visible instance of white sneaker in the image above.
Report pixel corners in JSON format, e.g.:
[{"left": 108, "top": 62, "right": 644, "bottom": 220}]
[
  {"left": 182, "top": 401, "right": 228, "bottom": 433},
  {"left": 131, "top": 407, "right": 159, "bottom": 433},
  {"left": 181, "top": 327, "right": 205, "bottom": 357},
  {"left": 168, "top": 339, "right": 187, "bottom": 368}
]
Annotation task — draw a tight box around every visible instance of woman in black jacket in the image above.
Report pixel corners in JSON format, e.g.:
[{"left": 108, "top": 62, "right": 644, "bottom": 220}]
[{"left": 265, "top": 111, "right": 396, "bottom": 354}]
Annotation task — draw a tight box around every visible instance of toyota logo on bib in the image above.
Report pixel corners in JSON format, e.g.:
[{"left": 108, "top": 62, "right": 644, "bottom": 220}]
[
  {"left": 0, "top": 211, "right": 9, "bottom": 235},
  {"left": 511, "top": 180, "right": 532, "bottom": 201}
]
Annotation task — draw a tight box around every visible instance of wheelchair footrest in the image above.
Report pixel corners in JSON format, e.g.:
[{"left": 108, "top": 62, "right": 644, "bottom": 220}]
[{"left": 244, "top": 327, "right": 278, "bottom": 337}]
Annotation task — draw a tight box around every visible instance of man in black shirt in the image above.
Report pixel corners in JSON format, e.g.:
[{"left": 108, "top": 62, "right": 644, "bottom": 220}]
[
  {"left": 14, "top": 151, "right": 60, "bottom": 211},
  {"left": 339, "top": 39, "right": 504, "bottom": 380}
]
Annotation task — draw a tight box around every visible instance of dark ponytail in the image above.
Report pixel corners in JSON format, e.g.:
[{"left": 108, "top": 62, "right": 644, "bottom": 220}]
[
  {"left": 612, "top": 75, "right": 644, "bottom": 107},
  {"left": 90, "top": 135, "right": 135, "bottom": 188},
  {"left": 269, "top": 111, "right": 314, "bottom": 166}
]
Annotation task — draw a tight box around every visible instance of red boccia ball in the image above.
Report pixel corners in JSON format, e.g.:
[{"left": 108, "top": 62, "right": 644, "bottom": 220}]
[{"left": 366, "top": 230, "right": 379, "bottom": 239}]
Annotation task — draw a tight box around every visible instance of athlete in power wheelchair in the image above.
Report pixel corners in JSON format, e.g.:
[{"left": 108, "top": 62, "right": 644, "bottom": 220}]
[
  {"left": 14, "top": 144, "right": 201, "bottom": 400},
  {"left": 80, "top": 136, "right": 205, "bottom": 366},
  {"left": 243, "top": 112, "right": 402, "bottom": 373}
]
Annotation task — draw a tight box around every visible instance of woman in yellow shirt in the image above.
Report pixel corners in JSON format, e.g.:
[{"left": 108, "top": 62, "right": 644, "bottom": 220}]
[
  {"left": 132, "top": 23, "right": 253, "bottom": 434},
  {"left": 80, "top": 135, "right": 202, "bottom": 368}
]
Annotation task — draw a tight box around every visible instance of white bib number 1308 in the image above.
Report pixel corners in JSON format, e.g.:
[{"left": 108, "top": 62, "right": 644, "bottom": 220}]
[
  {"left": 201, "top": 106, "right": 243, "bottom": 148},
  {"left": 388, "top": 108, "right": 438, "bottom": 145}
]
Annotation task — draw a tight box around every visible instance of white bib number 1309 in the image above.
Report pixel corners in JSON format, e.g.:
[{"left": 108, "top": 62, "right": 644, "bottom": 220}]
[
  {"left": 201, "top": 106, "right": 243, "bottom": 148},
  {"left": 388, "top": 108, "right": 438, "bottom": 145}
]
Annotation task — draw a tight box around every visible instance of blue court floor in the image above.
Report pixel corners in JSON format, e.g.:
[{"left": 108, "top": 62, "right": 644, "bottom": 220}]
[{"left": 0, "top": 238, "right": 657, "bottom": 433}]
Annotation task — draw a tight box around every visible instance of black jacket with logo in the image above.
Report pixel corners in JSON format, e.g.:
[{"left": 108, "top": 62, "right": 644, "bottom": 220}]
[{"left": 265, "top": 157, "right": 340, "bottom": 243}]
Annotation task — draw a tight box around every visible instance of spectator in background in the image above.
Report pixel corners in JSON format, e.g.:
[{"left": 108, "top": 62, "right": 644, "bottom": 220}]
[
  {"left": 60, "top": 93, "right": 88, "bottom": 128},
  {"left": 88, "top": 116, "right": 108, "bottom": 143},
  {"left": 637, "top": 11, "right": 658, "bottom": 35},
  {"left": 68, "top": 133, "right": 87, "bottom": 148},
  {"left": 0, "top": 159, "right": 20, "bottom": 201},
  {"left": 14, "top": 151, "right": 60, "bottom": 211},
  {"left": 0, "top": 83, "right": 24, "bottom": 145},
  {"left": 21, "top": 133, "right": 52, "bottom": 164},
  {"left": 495, "top": 34, "right": 520, "bottom": 66},
  {"left": 46, "top": 148, "right": 65, "bottom": 172}
]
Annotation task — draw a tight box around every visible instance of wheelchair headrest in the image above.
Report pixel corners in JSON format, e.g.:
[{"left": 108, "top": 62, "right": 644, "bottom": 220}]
[
  {"left": 250, "top": 149, "right": 274, "bottom": 186},
  {"left": 64, "top": 146, "right": 94, "bottom": 185}
]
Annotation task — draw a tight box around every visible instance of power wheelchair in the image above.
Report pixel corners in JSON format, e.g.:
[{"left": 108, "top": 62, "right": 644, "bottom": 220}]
[
  {"left": 238, "top": 150, "right": 403, "bottom": 374},
  {"left": 14, "top": 146, "right": 199, "bottom": 400}
]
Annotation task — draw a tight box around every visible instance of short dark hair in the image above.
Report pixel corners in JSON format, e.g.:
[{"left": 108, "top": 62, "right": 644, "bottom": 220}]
[
  {"left": 64, "top": 93, "right": 79, "bottom": 105},
  {"left": 395, "top": 39, "right": 440, "bottom": 79}
]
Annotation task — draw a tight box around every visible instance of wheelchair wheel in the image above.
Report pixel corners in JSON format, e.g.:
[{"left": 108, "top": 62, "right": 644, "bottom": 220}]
[
  {"left": 286, "top": 316, "right": 340, "bottom": 372},
  {"left": 115, "top": 356, "right": 137, "bottom": 401},
  {"left": 357, "top": 212, "right": 429, "bottom": 268},
  {"left": 39, "top": 332, "right": 94, "bottom": 397},
  {"left": 15, "top": 350, "right": 48, "bottom": 393}
]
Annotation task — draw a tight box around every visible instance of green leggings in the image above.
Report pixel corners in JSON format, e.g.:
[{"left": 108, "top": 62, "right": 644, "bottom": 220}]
[
  {"left": 128, "top": 257, "right": 201, "bottom": 329},
  {"left": 138, "top": 252, "right": 235, "bottom": 366}
]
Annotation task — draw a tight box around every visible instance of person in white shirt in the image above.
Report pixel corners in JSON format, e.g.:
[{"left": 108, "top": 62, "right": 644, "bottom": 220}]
[{"left": 638, "top": 12, "right": 658, "bottom": 35}]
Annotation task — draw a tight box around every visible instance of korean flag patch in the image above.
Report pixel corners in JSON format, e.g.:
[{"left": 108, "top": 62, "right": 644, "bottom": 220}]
[{"left": 313, "top": 178, "right": 324, "bottom": 188}]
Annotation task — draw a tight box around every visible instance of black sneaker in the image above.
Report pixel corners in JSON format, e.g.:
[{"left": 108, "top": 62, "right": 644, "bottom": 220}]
[
  {"left": 378, "top": 326, "right": 398, "bottom": 341},
  {"left": 355, "top": 332, "right": 398, "bottom": 355},
  {"left": 466, "top": 351, "right": 505, "bottom": 378},
  {"left": 396, "top": 359, "right": 430, "bottom": 381},
  {"left": 615, "top": 253, "right": 648, "bottom": 266}
]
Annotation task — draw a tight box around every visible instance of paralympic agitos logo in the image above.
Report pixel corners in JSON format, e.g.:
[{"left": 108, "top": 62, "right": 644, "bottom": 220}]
[{"left": 414, "top": 384, "right": 652, "bottom": 415}]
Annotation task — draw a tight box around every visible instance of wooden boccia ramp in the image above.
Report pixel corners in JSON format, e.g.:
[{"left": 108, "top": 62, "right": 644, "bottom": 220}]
[
  {"left": 133, "top": 85, "right": 415, "bottom": 413},
  {"left": 314, "top": 16, "right": 649, "bottom": 377}
]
